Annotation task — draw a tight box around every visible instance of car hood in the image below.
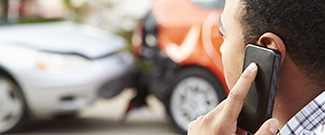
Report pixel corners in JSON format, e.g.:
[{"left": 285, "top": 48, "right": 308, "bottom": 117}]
[{"left": 0, "top": 21, "right": 126, "bottom": 59}]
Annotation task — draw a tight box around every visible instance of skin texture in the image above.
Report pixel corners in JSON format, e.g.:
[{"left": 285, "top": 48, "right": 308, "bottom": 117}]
[{"left": 188, "top": 0, "right": 324, "bottom": 134}]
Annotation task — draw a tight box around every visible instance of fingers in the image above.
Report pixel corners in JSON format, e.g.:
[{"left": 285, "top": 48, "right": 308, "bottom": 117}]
[
  {"left": 187, "top": 63, "right": 258, "bottom": 135},
  {"left": 255, "top": 118, "right": 279, "bottom": 135},
  {"left": 187, "top": 115, "right": 208, "bottom": 135},
  {"left": 222, "top": 62, "right": 258, "bottom": 119}
]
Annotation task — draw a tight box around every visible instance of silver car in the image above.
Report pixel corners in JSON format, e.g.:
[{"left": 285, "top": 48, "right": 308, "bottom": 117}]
[{"left": 0, "top": 22, "right": 134, "bottom": 133}]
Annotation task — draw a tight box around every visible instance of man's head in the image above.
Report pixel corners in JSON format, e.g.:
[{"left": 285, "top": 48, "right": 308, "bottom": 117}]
[
  {"left": 220, "top": 0, "right": 325, "bottom": 89},
  {"left": 240, "top": 0, "right": 325, "bottom": 87}
]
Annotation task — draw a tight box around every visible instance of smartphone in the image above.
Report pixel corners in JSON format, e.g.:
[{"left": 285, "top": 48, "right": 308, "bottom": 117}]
[{"left": 237, "top": 44, "right": 281, "bottom": 134}]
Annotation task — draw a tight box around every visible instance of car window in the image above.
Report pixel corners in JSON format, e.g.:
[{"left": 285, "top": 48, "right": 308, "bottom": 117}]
[{"left": 190, "top": 0, "right": 225, "bottom": 9}]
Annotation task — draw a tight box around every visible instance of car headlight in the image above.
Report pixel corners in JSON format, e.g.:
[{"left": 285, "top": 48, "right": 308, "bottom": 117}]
[{"left": 37, "top": 52, "right": 91, "bottom": 72}]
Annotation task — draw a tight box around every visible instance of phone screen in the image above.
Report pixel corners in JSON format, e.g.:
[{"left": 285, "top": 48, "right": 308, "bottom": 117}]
[{"left": 237, "top": 44, "right": 281, "bottom": 134}]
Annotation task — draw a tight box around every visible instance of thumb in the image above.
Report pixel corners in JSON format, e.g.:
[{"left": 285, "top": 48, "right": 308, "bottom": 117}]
[{"left": 255, "top": 118, "right": 279, "bottom": 135}]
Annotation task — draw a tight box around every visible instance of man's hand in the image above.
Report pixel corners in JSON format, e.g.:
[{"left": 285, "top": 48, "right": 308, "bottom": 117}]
[{"left": 187, "top": 63, "right": 279, "bottom": 135}]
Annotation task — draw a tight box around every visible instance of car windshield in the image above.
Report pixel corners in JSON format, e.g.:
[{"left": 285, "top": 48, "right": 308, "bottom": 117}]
[{"left": 191, "top": 0, "right": 225, "bottom": 9}]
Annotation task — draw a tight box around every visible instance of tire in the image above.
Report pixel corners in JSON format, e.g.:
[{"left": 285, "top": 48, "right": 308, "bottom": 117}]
[
  {"left": 0, "top": 75, "right": 28, "bottom": 134},
  {"left": 166, "top": 66, "right": 226, "bottom": 134}
]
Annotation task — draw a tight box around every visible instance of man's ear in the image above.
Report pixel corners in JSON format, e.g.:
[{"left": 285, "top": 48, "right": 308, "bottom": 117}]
[{"left": 256, "top": 32, "right": 286, "bottom": 64}]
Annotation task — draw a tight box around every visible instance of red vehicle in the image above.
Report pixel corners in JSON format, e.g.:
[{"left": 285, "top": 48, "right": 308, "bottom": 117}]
[{"left": 132, "top": 0, "right": 228, "bottom": 133}]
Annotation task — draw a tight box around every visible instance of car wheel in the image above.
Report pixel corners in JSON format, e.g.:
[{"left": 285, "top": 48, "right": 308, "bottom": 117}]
[
  {"left": 0, "top": 76, "right": 27, "bottom": 134},
  {"left": 167, "top": 67, "right": 226, "bottom": 134}
]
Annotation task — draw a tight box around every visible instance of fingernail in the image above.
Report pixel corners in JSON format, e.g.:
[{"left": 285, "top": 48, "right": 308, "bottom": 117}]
[
  {"left": 269, "top": 119, "right": 279, "bottom": 134},
  {"left": 246, "top": 62, "right": 257, "bottom": 71}
]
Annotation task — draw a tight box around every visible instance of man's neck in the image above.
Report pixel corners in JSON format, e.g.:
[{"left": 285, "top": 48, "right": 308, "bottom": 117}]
[{"left": 272, "top": 57, "right": 323, "bottom": 129}]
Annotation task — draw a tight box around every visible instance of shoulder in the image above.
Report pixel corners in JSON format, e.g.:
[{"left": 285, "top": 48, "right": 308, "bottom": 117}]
[{"left": 278, "top": 91, "right": 325, "bottom": 135}]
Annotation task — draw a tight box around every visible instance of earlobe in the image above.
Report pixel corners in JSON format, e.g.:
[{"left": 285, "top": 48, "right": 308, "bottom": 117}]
[{"left": 256, "top": 32, "right": 286, "bottom": 64}]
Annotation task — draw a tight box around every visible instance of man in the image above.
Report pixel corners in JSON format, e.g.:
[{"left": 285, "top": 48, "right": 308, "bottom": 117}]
[{"left": 188, "top": 0, "right": 324, "bottom": 134}]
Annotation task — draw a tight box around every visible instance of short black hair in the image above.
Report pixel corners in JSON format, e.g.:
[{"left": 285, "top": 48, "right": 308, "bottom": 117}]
[{"left": 240, "top": 0, "right": 325, "bottom": 87}]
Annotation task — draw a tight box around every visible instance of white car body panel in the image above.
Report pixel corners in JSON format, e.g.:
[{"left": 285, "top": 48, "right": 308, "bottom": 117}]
[
  {"left": 0, "top": 21, "right": 125, "bottom": 58},
  {"left": 0, "top": 22, "right": 134, "bottom": 118}
]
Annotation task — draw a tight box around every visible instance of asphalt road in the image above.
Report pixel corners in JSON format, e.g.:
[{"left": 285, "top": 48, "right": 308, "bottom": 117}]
[{"left": 14, "top": 89, "right": 181, "bottom": 135}]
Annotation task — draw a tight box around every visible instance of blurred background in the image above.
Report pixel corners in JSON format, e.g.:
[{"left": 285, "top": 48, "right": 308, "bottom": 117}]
[
  {"left": 0, "top": 0, "right": 227, "bottom": 134},
  {"left": 0, "top": 0, "right": 151, "bottom": 30},
  {"left": 0, "top": 0, "right": 171, "bottom": 134}
]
